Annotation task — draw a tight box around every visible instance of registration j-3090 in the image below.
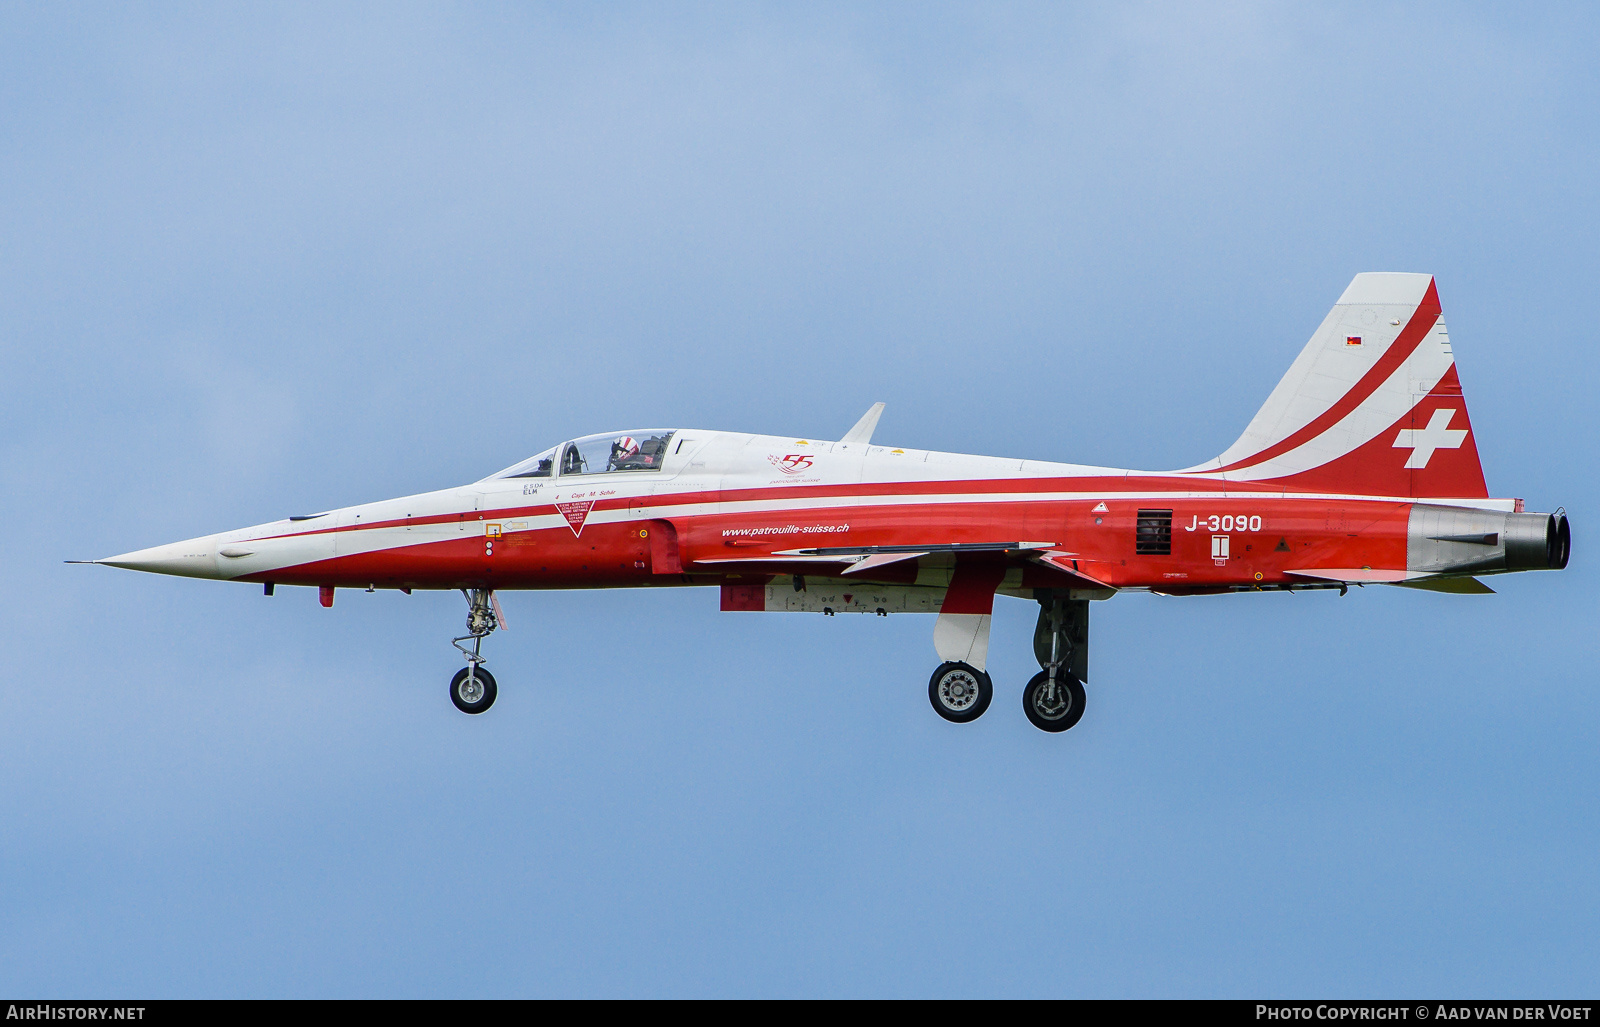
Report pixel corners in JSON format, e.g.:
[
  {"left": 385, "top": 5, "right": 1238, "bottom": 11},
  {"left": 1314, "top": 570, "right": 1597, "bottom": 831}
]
[{"left": 1184, "top": 513, "right": 1265, "bottom": 532}]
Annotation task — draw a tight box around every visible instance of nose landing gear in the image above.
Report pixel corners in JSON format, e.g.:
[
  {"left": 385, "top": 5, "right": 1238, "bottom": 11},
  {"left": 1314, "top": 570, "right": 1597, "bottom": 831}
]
[
  {"left": 451, "top": 665, "right": 498, "bottom": 714},
  {"left": 450, "top": 588, "right": 500, "bottom": 714}
]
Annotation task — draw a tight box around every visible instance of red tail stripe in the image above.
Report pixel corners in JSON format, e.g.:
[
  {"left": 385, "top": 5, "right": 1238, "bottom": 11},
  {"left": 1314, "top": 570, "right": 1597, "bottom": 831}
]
[{"left": 1214, "top": 279, "right": 1441, "bottom": 474}]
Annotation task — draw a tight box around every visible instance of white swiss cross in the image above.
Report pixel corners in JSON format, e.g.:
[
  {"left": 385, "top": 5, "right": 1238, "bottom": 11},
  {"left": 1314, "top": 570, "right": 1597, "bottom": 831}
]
[{"left": 1393, "top": 408, "right": 1468, "bottom": 468}]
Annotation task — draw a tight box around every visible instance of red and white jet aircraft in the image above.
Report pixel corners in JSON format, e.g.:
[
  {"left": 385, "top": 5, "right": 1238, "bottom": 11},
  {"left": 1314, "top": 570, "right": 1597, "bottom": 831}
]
[{"left": 88, "top": 273, "right": 1570, "bottom": 730}]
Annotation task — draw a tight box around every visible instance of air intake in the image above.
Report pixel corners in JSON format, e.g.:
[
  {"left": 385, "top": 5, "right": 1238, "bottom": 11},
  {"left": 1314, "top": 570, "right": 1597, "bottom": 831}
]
[{"left": 1136, "top": 509, "right": 1173, "bottom": 555}]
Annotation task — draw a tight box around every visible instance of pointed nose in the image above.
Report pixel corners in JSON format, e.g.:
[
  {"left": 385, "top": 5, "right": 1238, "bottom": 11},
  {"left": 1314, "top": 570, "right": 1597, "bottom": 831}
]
[{"left": 99, "top": 536, "right": 220, "bottom": 579}]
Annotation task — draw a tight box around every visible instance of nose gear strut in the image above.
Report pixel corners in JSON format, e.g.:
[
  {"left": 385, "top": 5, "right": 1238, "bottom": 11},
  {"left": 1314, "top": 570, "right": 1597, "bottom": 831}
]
[{"left": 449, "top": 588, "right": 500, "bottom": 714}]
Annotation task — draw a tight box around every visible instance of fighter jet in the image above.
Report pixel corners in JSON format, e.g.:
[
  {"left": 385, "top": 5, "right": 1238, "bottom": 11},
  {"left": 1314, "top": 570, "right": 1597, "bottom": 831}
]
[{"left": 83, "top": 273, "right": 1570, "bottom": 730}]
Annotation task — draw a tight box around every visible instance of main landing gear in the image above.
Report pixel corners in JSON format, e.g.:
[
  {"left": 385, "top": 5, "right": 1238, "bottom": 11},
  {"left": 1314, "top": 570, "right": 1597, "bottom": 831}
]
[
  {"left": 924, "top": 591, "right": 1089, "bottom": 733},
  {"left": 1023, "top": 593, "right": 1087, "bottom": 733},
  {"left": 1023, "top": 671, "right": 1085, "bottom": 732},
  {"left": 929, "top": 662, "right": 993, "bottom": 722},
  {"left": 450, "top": 588, "right": 499, "bottom": 714}
]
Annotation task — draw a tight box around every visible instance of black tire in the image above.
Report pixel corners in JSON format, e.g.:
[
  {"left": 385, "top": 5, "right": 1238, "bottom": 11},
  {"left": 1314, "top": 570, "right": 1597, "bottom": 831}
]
[
  {"left": 928, "top": 661, "right": 992, "bottom": 723},
  {"left": 450, "top": 666, "right": 498, "bottom": 715},
  {"left": 1022, "top": 670, "right": 1085, "bottom": 732}
]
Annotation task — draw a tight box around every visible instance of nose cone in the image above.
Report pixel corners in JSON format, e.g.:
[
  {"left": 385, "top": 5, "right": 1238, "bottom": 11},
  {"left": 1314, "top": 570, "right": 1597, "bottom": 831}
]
[{"left": 98, "top": 535, "right": 220, "bottom": 579}]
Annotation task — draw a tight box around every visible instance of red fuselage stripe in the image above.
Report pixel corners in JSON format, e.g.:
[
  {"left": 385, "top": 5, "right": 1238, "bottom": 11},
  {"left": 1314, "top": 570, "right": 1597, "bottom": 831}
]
[{"left": 251, "top": 474, "right": 1403, "bottom": 545}]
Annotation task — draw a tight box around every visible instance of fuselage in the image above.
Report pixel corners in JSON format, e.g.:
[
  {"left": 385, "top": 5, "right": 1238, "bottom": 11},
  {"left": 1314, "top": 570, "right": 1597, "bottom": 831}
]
[
  {"left": 89, "top": 272, "right": 1574, "bottom": 727},
  {"left": 99, "top": 427, "right": 1566, "bottom": 599}
]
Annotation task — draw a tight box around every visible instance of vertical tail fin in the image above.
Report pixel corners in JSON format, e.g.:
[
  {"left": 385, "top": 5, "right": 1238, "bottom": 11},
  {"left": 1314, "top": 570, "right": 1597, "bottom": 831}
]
[{"left": 1187, "top": 273, "right": 1489, "bottom": 499}]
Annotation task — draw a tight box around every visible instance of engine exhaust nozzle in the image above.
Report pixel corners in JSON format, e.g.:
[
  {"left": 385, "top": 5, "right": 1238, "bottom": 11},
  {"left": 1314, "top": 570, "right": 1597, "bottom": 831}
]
[{"left": 1504, "top": 510, "right": 1570, "bottom": 571}]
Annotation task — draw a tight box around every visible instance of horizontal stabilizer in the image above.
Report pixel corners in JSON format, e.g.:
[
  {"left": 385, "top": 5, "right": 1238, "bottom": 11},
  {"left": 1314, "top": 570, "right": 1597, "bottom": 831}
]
[{"left": 1393, "top": 576, "right": 1495, "bottom": 594}]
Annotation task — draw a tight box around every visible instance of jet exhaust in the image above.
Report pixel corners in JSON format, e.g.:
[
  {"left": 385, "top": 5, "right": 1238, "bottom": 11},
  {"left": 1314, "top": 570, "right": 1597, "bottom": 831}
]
[
  {"left": 1503, "top": 510, "right": 1571, "bottom": 571},
  {"left": 1410, "top": 506, "right": 1570, "bottom": 576}
]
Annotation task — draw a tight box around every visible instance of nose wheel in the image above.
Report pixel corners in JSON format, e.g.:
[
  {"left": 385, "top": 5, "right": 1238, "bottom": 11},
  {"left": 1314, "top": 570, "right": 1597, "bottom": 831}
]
[
  {"left": 451, "top": 665, "right": 498, "bottom": 714},
  {"left": 450, "top": 588, "right": 501, "bottom": 715}
]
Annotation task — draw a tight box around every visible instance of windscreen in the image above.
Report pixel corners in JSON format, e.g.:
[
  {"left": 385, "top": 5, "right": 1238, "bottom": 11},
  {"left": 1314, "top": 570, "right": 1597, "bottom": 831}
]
[{"left": 485, "top": 446, "right": 557, "bottom": 480}]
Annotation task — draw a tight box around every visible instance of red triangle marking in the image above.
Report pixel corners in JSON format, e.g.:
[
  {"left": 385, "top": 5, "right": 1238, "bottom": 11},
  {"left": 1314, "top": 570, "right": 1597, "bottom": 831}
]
[{"left": 555, "top": 499, "right": 595, "bottom": 537}]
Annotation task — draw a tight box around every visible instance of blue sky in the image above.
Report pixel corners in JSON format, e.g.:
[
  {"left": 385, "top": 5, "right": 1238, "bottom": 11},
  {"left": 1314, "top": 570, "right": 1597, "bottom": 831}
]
[{"left": 1, "top": 2, "right": 1596, "bottom": 997}]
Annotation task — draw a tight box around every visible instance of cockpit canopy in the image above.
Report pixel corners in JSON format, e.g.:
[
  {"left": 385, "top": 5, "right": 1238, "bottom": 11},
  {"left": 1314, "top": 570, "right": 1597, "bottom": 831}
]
[{"left": 487, "top": 430, "right": 677, "bottom": 480}]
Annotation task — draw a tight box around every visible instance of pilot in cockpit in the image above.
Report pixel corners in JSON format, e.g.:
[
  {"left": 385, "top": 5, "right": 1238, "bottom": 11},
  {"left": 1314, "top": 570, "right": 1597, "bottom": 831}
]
[
  {"left": 608, "top": 436, "right": 640, "bottom": 471},
  {"left": 612, "top": 435, "right": 668, "bottom": 471},
  {"left": 487, "top": 429, "right": 673, "bottom": 482}
]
